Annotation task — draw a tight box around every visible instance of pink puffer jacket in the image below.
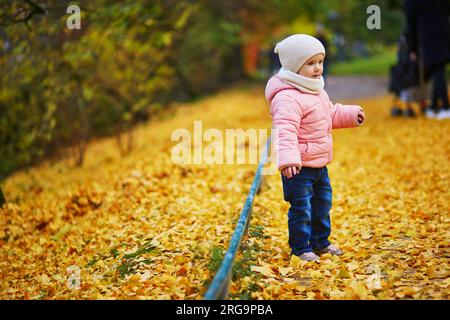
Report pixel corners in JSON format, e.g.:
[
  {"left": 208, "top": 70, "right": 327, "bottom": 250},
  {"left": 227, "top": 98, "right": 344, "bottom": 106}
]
[{"left": 265, "top": 76, "right": 364, "bottom": 170}]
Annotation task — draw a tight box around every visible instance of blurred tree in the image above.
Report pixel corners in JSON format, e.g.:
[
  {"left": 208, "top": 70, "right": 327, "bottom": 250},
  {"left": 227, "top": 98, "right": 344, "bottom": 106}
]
[
  {"left": 325, "top": 0, "right": 403, "bottom": 56},
  {"left": 0, "top": 0, "right": 46, "bottom": 27},
  {"left": 1, "top": 0, "right": 194, "bottom": 170}
]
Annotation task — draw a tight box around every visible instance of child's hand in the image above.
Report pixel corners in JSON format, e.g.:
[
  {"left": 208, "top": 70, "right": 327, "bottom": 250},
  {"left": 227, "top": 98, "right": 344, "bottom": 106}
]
[
  {"left": 357, "top": 110, "right": 365, "bottom": 125},
  {"left": 282, "top": 166, "right": 301, "bottom": 179}
]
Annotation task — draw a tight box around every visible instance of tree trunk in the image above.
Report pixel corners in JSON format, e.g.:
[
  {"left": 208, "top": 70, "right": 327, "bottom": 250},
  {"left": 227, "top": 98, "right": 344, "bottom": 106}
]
[
  {"left": 115, "top": 124, "right": 134, "bottom": 156},
  {"left": 0, "top": 186, "right": 6, "bottom": 206},
  {"left": 115, "top": 128, "right": 126, "bottom": 157},
  {"left": 126, "top": 124, "right": 134, "bottom": 154},
  {"left": 167, "top": 57, "right": 197, "bottom": 100},
  {"left": 74, "top": 84, "right": 89, "bottom": 167},
  {"left": 75, "top": 140, "right": 86, "bottom": 167}
]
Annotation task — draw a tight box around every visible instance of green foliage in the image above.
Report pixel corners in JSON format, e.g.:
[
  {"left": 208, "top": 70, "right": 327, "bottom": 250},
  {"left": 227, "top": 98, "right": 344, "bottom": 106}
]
[
  {"left": 276, "top": 0, "right": 403, "bottom": 61},
  {"left": 174, "top": 6, "right": 242, "bottom": 96},
  {"left": 249, "top": 225, "right": 271, "bottom": 239},
  {"left": 323, "top": 0, "right": 404, "bottom": 61},
  {"left": 86, "top": 240, "right": 157, "bottom": 278},
  {"left": 123, "top": 240, "right": 158, "bottom": 260},
  {"left": 207, "top": 245, "right": 225, "bottom": 273},
  {"left": 328, "top": 0, "right": 404, "bottom": 44},
  {"left": 230, "top": 242, "right": 262, "bottom": 300},
  {"left": 330, "top": 49, "right": 397, "bottom": 75},
  {"left": 0, "top": 0, "right": 193, "bottom": 177}
]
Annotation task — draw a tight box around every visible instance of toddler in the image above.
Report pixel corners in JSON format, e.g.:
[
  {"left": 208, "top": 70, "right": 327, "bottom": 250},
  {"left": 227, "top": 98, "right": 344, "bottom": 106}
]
[{"left": 264, "top": 34, "right": 366, "bottom": 261}]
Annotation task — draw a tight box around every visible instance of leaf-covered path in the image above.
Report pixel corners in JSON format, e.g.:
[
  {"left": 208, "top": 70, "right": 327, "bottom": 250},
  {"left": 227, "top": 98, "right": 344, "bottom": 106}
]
[{"left": 1, "top": 83, "right": 449, "bottom": 299}]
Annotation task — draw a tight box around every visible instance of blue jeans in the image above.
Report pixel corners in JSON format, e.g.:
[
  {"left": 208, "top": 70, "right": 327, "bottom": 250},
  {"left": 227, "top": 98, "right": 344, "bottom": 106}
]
[{"left": 281, "top": 167, "right": 332, "bottom": 256}]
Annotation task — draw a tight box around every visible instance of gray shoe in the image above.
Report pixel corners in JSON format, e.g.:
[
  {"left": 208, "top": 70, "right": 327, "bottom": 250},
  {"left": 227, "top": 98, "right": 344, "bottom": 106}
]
[
  {"left": 298, "top": 252, "right": 320, "bottom": 261},
  {"left": 314, "top": 244, "right": 343, "bottom": 256}
]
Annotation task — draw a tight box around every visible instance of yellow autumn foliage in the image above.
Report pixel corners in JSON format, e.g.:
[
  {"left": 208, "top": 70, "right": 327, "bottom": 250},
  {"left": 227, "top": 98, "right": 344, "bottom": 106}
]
[{"left": 1, "top": 85, "right": 449, "bottom": 300}]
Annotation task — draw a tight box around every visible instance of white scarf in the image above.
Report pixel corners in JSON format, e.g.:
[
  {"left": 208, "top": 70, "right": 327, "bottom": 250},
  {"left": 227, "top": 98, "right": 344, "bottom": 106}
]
[{"left": 276, "top": 67, "right": 324, "bottom": 94}]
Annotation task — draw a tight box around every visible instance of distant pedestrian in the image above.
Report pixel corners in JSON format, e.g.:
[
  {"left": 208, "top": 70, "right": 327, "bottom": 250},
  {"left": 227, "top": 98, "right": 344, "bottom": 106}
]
[
  {"left": 404, "top": 0, "right": 450, "bottom": 119},
  {"left": 388, "top": 31, "right": 421, "bottom": 118}
]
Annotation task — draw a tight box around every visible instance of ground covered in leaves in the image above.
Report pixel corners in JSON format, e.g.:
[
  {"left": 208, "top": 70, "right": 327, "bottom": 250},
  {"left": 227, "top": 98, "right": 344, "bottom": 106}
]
[{"left": 1, "top": 84, "right": 449, "bottom": 299}]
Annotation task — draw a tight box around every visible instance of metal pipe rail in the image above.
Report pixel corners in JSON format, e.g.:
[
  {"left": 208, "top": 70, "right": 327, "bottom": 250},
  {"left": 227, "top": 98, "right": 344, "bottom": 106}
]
[{"left": 204, "top": 136, "right": 271, "bottom": 300}]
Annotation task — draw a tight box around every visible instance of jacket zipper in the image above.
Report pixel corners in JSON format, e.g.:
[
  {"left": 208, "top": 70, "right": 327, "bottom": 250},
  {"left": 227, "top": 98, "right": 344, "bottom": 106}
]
[{"left": 318, "top": 94, "right": 332, "bottom": 163}]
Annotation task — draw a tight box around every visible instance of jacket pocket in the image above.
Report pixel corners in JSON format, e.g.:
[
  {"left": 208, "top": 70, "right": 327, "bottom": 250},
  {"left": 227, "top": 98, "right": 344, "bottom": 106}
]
[
  {"left": 299, "top": 142, "right": 310, "bottom": 155},
  {"left": 306, "top": 142, "right": 313, "bottom": 154}
]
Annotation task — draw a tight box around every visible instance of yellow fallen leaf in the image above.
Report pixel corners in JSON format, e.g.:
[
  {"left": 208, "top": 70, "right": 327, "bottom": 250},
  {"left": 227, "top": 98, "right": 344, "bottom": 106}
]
[
  {"left": 250, "top": 266, "right": 276, "bottom": 278},
  {"left": 441, "top": 278, "right": 450, "bottom": 287},
  {"left": 405, "top": 230, "right": 416, "bottom": 238},
  {"left": 290, "top": 255, "right": 308, "bottom": 269},
  {"left": 330, "top": 289, "right": 345, "bottom": 299},
  {"left": 346, "top": 261, "right": 359, "bottom": 271},
  {"left": 337, "top": 266, "right": 352, "bottom": 279},
  {"left": 38, "top": 274, "right": 51, "bottom": 286},
  {"left": 127, "top": 275, "right": 141, "bottom": 288},
  {"left": 278, "top": 266, "right": 293, "bottom": 277},
  {"left": 140, "top": 270, "right": 152, "bottom": 282},
  {"left": 310, "top": 270, "right": 323, "bottom": 279},
  {"left": 350, "top": 280, "right": 368, "bottom": 299},
  {"left": 361, "top": 231, "right": 372, "bottom": 240},
  {"left": 51, "top": 224, "right": 72, "bottom": 241},
  {"left": 399, "top": 286, "right": 419, "bottom": 297},
  {"left": 387, "top": 270, "right": 402, "bottom": 281},
  {"left": 31, "top": 244, "right": 44, "bottom": 255},
  {"left": 306, "top": 291, "right": 316, "bottom": 300},
  {"left": 366, "top": 273, "right": 382, "bottom": 290}
]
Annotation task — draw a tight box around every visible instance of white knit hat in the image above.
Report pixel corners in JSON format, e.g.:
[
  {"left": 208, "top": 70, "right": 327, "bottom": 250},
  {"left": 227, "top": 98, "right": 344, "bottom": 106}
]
[{"left": 274, "top": 34, "right": 325, "bottom": 73}]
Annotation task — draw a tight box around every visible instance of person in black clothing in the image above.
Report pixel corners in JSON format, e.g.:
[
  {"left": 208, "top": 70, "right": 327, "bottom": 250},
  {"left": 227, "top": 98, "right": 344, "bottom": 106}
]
[
  {"left": 389, "top": 31, "right": 422, "bottom": 117},
  {"left": 404, "top": 0, "right": 450, "bottom": 119}
]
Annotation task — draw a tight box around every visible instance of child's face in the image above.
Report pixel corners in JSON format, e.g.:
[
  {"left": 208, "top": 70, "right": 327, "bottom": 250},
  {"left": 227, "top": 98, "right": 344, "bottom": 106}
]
[{"left": 297, "top": 53, "right": 324, "bottom": 79}]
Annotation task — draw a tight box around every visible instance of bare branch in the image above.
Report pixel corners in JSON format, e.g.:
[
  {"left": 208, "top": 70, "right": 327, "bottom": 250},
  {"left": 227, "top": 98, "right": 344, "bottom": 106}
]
[{"left": 0, "top": 0, "right": 46, "bottom": 27}]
